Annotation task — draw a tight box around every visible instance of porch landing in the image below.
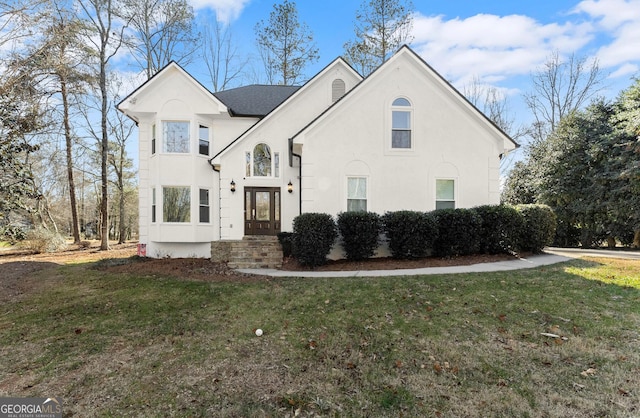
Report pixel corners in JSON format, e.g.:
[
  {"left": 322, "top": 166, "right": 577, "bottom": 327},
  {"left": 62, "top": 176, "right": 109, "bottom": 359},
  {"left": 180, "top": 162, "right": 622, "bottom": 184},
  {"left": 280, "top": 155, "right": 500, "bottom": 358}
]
[{"left": 211, "top": 236, "right": 283, "bottom": 269}]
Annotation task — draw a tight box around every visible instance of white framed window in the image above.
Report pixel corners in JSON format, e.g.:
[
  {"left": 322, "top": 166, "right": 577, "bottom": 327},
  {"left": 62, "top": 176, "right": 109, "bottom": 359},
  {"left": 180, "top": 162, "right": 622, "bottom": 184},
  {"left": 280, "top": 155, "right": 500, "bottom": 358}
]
[
  {"left": 347, "top": 177, "right": 367, "bottom": 212},
  {"left": 245, "top": 143, "right": 280, "bottom": 177},
  {"left": 163, "top": 186, "right": 190, "bottom": 222},
  {"left": 151, "top": 124, "right": 156, "bottom": 155},
  {"left": 199, "top": 189, "right": 210, "bottom": 223},
  {"left": 391, "top": 97, "right": 412, "bottom": 149},
  {"left": 151, "top": 188, "right": 156, "bottom": 223},
  {"left": 199, "top": 125, "right": 209, "bottom": 156},
  {"left": 163, "top": 121, "right": 190, "bottom": 153},
  {"left": 436, "top": 179, "right": 455, "bottom": 210}
]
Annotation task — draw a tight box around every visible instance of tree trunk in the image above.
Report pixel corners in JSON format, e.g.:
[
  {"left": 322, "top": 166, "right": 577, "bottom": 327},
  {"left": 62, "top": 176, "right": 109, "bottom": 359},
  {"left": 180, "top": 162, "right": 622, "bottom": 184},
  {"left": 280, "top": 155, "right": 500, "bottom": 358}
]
[
  {"left": 61, "top": 77, "right": 81, "bottom": 244},
  {"left": 606, "top": 236, "right": 616, "bottom": 248},
  {"left": 118, "top": 146, "right": 126, "bottom": 244},
  {"left": 100, "top": 45, "right": 109, "bottom": 251},
  {"left": 633, "top": 230, "right": 640, "bottom": 249}
]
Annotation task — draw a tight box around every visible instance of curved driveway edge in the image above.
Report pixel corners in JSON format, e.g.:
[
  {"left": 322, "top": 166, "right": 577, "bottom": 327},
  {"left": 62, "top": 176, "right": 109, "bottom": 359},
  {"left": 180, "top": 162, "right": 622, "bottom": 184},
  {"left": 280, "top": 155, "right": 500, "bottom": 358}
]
[
  {"left": 545, "top": 247, "right": 640, "bottom": 260},
  {"left": 238, "top": 253, "right": 572, "bottom": 278}
]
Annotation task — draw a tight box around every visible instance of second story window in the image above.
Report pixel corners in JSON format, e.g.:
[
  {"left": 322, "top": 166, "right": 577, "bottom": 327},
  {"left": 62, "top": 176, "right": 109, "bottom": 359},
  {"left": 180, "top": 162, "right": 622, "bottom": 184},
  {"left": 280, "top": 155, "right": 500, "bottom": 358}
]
[
  {"left": 245, "top": 143, "right": 280, "bottom": 178},
  {"left": 199, "top": 125, "right": 209, "bottom": 156},
  {"left": 198, "top": 125, "right": 209, "bottom": 156},
  {"left": 163, "top": 121, "right": 190, "bottom": 153},
  {"left": 391, "top": 98, "right": 412, "bottom": 149}
]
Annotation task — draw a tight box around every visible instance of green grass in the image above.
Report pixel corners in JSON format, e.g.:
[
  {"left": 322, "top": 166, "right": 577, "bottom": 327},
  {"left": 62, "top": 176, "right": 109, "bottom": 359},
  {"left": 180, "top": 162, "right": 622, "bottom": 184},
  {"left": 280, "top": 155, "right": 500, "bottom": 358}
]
[{"left": 0, "top": 257, "right": 639, "bottom": 417}]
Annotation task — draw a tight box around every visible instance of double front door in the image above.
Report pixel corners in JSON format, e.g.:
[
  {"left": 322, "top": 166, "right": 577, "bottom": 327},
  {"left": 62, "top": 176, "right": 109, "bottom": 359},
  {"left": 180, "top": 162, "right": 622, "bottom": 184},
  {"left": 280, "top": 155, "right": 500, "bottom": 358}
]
[{"left": 244, "top": 187, "right": 281, "bottom": 236}]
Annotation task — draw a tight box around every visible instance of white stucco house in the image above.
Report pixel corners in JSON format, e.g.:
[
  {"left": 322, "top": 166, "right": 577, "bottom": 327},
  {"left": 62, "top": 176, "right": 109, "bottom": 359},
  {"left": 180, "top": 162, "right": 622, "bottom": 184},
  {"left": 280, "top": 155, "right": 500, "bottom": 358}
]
[{"left": 118, "top": 45, "right": 518, "bottom": 259}]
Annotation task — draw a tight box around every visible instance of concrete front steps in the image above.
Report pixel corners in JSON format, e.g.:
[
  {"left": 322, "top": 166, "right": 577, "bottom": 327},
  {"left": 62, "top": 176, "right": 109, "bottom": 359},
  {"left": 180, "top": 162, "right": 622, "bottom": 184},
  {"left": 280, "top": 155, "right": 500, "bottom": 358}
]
[{"left": 211, "top": 236, "right": 283, "bottom": 269}]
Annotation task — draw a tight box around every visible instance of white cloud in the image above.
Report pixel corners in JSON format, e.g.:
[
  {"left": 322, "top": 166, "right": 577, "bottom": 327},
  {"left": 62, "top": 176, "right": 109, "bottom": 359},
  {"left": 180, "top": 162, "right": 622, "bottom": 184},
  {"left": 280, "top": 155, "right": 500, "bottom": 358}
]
[
  {"left": 411, "top": 13, "right": 594, "bottom": 85},
  {"left": 572, "top": 0, "right": 640, "bottom": 73},
  {"left": 608, "top": 63, "right": 639, "bottom": 78},
  {"left": 189, "top": 0, "right": 251, "bottom": 24}
]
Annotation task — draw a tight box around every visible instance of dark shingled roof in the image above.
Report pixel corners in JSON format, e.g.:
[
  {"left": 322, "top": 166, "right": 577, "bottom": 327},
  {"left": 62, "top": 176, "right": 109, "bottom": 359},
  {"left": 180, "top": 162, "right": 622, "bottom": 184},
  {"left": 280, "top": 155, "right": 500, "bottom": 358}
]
[{"left": 213, "top": 85, "right": 301, "bottom": 117}]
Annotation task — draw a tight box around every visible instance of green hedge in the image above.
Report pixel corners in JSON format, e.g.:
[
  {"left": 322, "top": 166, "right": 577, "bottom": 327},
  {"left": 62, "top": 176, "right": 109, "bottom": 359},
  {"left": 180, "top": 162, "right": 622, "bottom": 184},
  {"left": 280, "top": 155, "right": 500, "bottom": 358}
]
[
  {"left": 292, "top": 213, "right": 337, "bottom": 267},
  {"left": 432, "top": 208, "right": 481, "bottom": 257},
  {"left": 277, "top": 232, "right": 294, "bottom": 258},
  {"left": 474, "top": 205, "right": 524, "bottom": 255},
  {"left": 337, "top": 211, "right": 382, "bottom": 260},
  {"left": 381, "top": 211, "right": 438, "bottom": 259},
  {"left": 515, "top": 204, "right": 556, "bottom": 253},
  {"left": 288, "top": 205, "right": 556, "bottom": 263}
]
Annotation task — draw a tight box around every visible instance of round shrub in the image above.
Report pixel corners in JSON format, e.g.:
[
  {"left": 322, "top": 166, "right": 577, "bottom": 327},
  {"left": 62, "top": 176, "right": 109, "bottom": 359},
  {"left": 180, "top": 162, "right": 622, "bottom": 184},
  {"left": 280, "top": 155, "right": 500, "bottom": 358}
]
[
  {"left": 381, "top": 211, "right": 438, "bottom": 259},
  {"left": 474, "top": 205, "right": 524, "bottom": 255},
  {"left": 337, "top": 211, "right": 382, "bottom": 260},
  {"left": 432, "top": 208, "right": 481, "bottom": 257},
  {"left": 292, "top": 213, "right": 337, "bottom": 267},
  {"left": 515, "top": 204, "right": 556, "bottom": 253}
]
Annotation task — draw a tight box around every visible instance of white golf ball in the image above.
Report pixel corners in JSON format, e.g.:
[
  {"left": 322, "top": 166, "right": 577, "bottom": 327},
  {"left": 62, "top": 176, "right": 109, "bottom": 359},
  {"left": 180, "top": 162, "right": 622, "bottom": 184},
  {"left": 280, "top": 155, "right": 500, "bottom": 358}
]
[{"left": 255, "top": 328, "right": 263, "bottom": 336}]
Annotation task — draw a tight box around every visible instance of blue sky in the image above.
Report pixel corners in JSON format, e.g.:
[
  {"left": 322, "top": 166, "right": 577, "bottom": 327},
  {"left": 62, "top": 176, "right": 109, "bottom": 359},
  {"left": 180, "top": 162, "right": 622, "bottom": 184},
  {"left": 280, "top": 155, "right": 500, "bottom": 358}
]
[{"left": 177, "top": 0, "right": 640, "bottom": 132}]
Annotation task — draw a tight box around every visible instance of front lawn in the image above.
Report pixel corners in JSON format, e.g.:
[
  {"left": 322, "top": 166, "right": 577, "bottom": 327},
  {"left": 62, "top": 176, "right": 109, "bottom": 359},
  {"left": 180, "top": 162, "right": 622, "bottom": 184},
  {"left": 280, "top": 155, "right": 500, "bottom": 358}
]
[{"left": 0, "top": 257, "right": 638, "bottom": 416}]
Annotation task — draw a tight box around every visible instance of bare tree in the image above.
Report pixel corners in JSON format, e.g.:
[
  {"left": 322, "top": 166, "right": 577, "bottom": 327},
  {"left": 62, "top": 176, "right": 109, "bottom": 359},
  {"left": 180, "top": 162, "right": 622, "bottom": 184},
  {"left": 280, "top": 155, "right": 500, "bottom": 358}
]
[
  {"left": 255, "top": 0, "right": 319, "bottom": 85},
  {"left": 33, "top": 3, "right": 96, "bottom": 243},
  {"left": 121, "top": 0, "right": 198, "bottom": 79},
  {"left": 107, "top": 76, "right": 135, "bottom": 243},
  {"left": 462, "top": 77, "right": 525, "bottom": 170},
  {"left": 78, "top": 0, "right": 129, "bottom": 250},
  {"left": 524, "top": 51, "right": 606, "bottom": 144},
  {"left": 344, "top": 0, "right": 414, "bottom": 76},
  {"left": 202, "top": 19, "right": 247, "bottom": 92}
]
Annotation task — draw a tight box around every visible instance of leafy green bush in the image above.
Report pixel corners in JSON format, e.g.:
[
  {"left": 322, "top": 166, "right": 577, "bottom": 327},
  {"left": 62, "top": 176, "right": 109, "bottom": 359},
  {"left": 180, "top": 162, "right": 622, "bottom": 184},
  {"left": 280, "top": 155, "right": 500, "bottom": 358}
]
[
  {"left": 474, "top": 205, "right": 524, "bottom": 254},
  {"left": 515, "top": 204, "right": 557, "bottom": 253},
  {"left": 432, "top": 209, "right": 481, "bottom": 257},
  {"left": 292, "top": 213, "right": 337, "bottom": 267},
  {"left": 277, "top": 232, "right": 294, "bottom": 258},
  {"left": 381, "top": 211, "right": 438, "bottom": 259},
  {"left": 20, "top": 227, "right": 67, "bottom": 253},
  {"left": 337, "top": 211, "right": 382, "bottom": 260}
]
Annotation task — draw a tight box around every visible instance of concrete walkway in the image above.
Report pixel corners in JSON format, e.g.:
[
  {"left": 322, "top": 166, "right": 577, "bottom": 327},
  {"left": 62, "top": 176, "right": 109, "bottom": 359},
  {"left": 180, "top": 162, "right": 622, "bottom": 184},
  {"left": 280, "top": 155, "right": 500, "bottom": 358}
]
[
  {"left": 545, "top": 247, "right": 640, "bottom": 260},
  {"left": 238, "top": 253, "right": 572, "bottom": 278}
]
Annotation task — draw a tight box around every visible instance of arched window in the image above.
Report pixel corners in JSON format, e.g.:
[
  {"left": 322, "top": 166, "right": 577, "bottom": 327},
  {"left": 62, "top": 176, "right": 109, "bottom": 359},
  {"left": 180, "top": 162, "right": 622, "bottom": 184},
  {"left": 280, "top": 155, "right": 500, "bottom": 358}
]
[
  {"left": 391, "top": 97, "right": 412, "bottom": 149},
  {"left": 253, "top": 143, "right": 271, "bottom": 176},
  {"left": 332, "top": 79, "right": 346, "bottom": 102},
  {"left": 245, "top": 143, "right": 280, "bottom": 177}
]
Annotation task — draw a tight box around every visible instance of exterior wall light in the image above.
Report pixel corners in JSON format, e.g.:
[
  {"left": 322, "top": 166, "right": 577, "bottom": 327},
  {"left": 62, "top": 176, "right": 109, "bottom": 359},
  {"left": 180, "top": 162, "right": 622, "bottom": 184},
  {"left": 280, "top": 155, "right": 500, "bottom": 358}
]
[
  {"left": 230, "top": 180, "right": 236, "bottom": 192},
  {"left": 287, "top": 180, "right": 293, "bottom": 193}
]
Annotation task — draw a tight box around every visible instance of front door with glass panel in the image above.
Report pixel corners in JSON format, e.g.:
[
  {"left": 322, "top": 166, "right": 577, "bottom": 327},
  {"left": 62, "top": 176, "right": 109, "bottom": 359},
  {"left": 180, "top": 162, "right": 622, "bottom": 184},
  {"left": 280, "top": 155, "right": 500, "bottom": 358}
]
[{"left": 244, "top": 187, "right": 281, "bottom": 236}]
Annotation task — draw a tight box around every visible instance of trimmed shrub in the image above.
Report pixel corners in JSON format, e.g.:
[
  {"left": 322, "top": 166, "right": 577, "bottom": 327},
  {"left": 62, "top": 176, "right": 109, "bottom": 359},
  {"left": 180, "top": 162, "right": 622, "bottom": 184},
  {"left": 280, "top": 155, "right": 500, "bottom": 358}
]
[
  {"left": 474, "top": 205, "right": 524, "bottom": 255},
  {"left": 277, "top": 232, "right": 294, "bottom": 258},
  {"left": 382, "top": 211, "right": 438, "bottom": 259},
  {"left": 432, "top": 208, "right": 481, "bottom": 257},
  {"left": 292, "top": 213, "right": 337, "bottom": 267},
  {"left": 20, "top": 227, "right": 67, "bottom": 253},
  {"left": 337, "top": 211, "right": 382, "bottom": 260},
  {"left": 515, "top": 204, "right": 556, "bottom": 253}
]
